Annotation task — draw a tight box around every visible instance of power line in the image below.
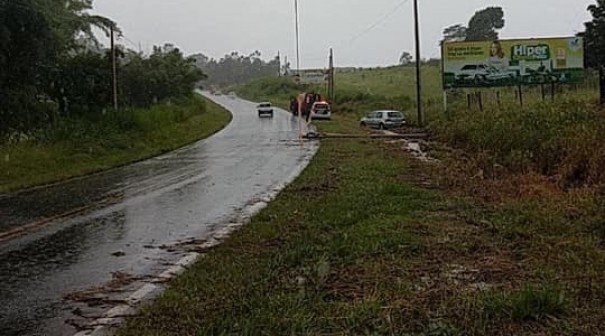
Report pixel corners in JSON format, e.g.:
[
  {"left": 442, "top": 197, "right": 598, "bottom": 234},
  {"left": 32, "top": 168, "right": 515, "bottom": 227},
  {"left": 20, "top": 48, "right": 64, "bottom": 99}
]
[
  {"left": 118, "top": 35, "right": 140, "bottom": 51},
  {"left": 345, "top": 0, "right": 411, "bottom": 46}
]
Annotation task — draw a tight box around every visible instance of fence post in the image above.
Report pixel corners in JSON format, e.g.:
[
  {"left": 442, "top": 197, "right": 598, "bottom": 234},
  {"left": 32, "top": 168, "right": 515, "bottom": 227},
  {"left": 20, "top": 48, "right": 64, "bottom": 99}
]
[
  {"left": 477, "top": 91, "right": 483, "bottom": 112},
  {"left": 551, "top": 83, "right": 555, "bottom": 101}
]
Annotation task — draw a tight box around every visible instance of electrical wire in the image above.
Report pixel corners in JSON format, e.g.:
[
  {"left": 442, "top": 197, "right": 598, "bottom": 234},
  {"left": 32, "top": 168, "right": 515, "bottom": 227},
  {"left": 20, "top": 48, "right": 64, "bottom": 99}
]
[{"left": 345, "top": 0, "right": 411, "bottom": 46}]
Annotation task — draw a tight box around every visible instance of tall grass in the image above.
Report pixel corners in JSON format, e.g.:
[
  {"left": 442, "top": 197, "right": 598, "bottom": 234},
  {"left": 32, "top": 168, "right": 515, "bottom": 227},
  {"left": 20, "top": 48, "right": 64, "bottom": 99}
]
[
  {"left": 0, "top": 96, "right": 231, "bottom": 193},
  {"left": 34, "top": 96, "right": 206, "bottom": 145},
  {"left": 431, "top": 96, "right": 605, "bottom": 187},
  {"left": 235, "top": 66, "right": 604, "bottom": 188}
]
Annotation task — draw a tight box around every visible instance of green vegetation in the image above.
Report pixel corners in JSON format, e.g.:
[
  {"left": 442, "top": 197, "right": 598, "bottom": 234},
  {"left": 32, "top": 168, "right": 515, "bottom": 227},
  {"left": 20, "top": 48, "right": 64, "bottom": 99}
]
[
  {"left": 580, "top": 0, "right": 605, "bottom": 69},
  {"left": 119, "top": 108, "right": 605, "bottom": 334},
  {"left": 191, "top": 50, "right": 281, "bottom": 87},
  {"left": 118, "top": 43, "right": 605, "bottom": 333},
  {"left": 0, "top": 0, "right": 217, "bottom": 193},
  {"left": 0, "top": 96, "right": 231, "bottom": 193}
]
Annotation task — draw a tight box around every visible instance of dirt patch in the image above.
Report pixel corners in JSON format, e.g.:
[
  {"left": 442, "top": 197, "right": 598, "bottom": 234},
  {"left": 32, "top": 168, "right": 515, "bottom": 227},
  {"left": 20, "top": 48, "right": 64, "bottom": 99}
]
[
  {"left": 291, "top": 164, "right": 341, "bottom": 196},
  {"left": 64, "top": 271, "right": 145, "bottom": 304}
]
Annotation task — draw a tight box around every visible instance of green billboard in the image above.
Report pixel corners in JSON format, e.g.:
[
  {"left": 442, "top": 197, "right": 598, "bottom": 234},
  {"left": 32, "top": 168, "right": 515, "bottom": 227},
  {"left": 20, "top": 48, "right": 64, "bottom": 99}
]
[{"left": 442, "top": 37, "right": 584, "bottom": 89}]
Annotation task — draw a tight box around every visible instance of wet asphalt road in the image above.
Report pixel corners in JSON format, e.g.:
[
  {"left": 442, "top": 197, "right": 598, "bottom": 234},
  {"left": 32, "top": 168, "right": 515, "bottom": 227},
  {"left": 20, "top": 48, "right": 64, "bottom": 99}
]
[{"left": 0, "top": 93, "right": 317, "bottom": 336}]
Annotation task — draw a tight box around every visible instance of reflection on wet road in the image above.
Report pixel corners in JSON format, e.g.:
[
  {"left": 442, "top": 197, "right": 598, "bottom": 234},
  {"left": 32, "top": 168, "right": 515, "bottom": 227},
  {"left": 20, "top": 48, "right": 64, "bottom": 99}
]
[{"left": 0, "top": 93, "right": 317, "bottom": 335}]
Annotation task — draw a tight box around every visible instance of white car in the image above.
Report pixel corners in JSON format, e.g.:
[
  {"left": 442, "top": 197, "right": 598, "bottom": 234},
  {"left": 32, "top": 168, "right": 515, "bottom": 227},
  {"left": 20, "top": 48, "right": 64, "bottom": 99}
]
[
  {"left": 310, "top": 102, "right": 331, "bottom": 120},
  {"left": 360, "top": 110, "right": 406, "bottom": 129},
  {"left": 456, "top": 64, "right": 517, "bottom": 83},
  {"left": 257, "top": 102, "right": 274, "bottom": 118},
  {"left": 455, "top": 64, "right": 490, "bottom": 82}
]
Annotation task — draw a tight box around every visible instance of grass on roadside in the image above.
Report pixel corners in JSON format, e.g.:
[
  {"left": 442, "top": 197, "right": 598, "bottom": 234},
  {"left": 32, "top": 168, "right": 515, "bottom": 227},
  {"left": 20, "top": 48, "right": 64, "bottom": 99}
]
[
  {"left": 0, "top": 96, "right": 232, "bottom": 194},
  {"left": 116, "top": 69, "right": 605, "bottom": 335},
  {"left": 118, "top": 124, "right": 605, "bottom": 335}
]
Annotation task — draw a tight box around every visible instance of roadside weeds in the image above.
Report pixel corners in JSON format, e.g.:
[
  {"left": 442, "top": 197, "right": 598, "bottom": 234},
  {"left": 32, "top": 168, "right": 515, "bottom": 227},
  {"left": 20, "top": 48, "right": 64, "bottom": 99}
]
[{"left": 117, "top": 120, "right": 605, "bottom": 335}]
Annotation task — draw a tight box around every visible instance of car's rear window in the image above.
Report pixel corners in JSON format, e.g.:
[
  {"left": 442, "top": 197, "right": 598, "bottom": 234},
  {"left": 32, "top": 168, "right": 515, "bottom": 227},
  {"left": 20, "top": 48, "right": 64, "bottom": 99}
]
[
  {"left": 314, "top": 103, "right": 329, "bottom": 109},
  {"left": 259, "top": 103, "right": 271, "bottom": 108},
  {"left": 387, "top": 112, "right": 403, "bottom": 118}
]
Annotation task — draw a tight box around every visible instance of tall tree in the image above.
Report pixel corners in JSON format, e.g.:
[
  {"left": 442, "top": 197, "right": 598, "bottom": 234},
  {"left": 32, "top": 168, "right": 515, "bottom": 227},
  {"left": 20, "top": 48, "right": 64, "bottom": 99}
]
[
  {"left": 442, "top": 24, "right": 467, "bottom": 44},
  {"left": 121, "top": 47, "right": 206, "bottom": 107},
  {"left": 580, "top": 0, "right": 605, "bottom": 69},
  {"left": 195, "top": 51, "right": 282, "bottom": 87},
  {"left": 465, "top": 7, "right": 505, "bottom": 41},
  {"left": 0, "top": 0, "right": 115, "bottom": 134},
  {"left": 399, "top": 51, "right": 413, "bottom": 65}
]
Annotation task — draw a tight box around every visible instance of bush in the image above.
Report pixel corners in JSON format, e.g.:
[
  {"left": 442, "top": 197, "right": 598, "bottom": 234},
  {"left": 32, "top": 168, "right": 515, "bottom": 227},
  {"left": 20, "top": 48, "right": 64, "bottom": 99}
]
[
  {"left": 511, "top": 284, "right": 569, "bottom": 321},
  {"left": 34, "top": 97, "right": 206, "bottom": 146},
  {"left": 430, "top": 97, "right": 605, "bottom": 187}
]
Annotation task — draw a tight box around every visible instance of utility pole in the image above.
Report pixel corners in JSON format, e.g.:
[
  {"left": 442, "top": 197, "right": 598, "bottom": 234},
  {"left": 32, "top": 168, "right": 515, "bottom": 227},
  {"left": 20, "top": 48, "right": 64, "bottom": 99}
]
[
  {"left": 294, "top": 0, "right": 303, "bottom": 140},
  {"left": 328, "top": 48, "right": 335, "bottom": 101},
  {"left": 413, "top": 0, "right": 423, "bottom": 126},
  {"left": 277, "top": 51, "right": 281, "bottom": 76},
  {"left": 295, "top": 0, "right": 301, "bottom": 75},
  {"left": 111, "top": 26, "right": 118, "bottom": 110}
]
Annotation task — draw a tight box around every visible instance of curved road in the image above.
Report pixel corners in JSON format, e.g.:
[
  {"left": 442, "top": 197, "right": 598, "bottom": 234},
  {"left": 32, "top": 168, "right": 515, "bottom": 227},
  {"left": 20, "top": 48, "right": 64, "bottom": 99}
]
[{"left": 0, "top": 93, "right": 317, "bottom": 336}]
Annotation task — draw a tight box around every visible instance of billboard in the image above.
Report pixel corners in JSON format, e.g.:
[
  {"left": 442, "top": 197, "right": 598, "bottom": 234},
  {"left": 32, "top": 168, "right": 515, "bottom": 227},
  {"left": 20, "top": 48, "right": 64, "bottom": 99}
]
[
  {"left": 293, "top": 69, "right": 328, "bottom": 84},
  {"left": 442, "top": 37, "right": 584, "bottom": 89}
]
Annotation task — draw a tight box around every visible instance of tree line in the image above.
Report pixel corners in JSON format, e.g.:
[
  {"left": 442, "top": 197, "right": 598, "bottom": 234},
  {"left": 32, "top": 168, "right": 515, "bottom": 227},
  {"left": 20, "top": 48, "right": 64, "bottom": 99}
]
[
  {"left": 190, "top": 51, "right": 281, "bottom": 88},
  {"left": 0, "top": 0, "right": 205, "bottom": 138}
]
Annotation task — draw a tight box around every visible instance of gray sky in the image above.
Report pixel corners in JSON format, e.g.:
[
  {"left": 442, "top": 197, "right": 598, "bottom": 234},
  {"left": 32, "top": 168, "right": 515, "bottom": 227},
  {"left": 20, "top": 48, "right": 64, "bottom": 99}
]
[{"left": 93, "top": 0, "right": 594, "bottom": 68}]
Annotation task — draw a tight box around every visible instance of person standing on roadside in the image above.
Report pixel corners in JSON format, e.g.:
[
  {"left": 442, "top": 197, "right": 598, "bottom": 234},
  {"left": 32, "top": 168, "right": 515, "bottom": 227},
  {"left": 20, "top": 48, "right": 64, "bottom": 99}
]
[{"left": 290, "top": 96, "right": 298, "bottom": 115}]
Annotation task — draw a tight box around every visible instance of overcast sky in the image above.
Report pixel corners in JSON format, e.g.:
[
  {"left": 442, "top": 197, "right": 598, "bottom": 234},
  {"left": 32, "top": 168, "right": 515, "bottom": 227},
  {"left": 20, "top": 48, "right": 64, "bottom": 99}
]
[{"left": 93, "top": 0, "right": 594, "bottom": 68}]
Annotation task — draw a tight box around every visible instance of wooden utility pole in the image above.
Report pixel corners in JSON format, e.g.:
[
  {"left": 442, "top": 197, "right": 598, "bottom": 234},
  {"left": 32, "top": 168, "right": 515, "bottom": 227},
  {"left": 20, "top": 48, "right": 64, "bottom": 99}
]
[
  {"left": 277, "top": 51, "right": 281, "bottom": 76},
  {"left": 295, "top": 0, "right": 301, "bottom": 75},
  {"left": 328, "top": 48, "right": 335, "bottom": 101},
  {"left": 413, "top": 0, "right": 423, "bottom": 126},
  {"left": 294, "top": 0, "right": 303, "bottom": 142},
  {"left": 111, "top": 26, "right": 118, "bottom": 110}
]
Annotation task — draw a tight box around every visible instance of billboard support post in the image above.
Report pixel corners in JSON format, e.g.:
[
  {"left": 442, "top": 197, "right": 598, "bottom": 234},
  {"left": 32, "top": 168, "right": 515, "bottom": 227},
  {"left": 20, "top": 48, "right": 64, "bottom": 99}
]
[
  {"left": 440, "top": 42, "right": 447, "bottom": 115},
  {"left": 551, "top": 83, "right": 556, "bottom": 101},
  {"left": 496, "top": 90, "right": 501, "bottom": 108},
  {"left": 477, "top": 91, "right": 483, "bottom": 112},
  {"left": 518, "top": 85, "right": 524, "bottom": 108}
]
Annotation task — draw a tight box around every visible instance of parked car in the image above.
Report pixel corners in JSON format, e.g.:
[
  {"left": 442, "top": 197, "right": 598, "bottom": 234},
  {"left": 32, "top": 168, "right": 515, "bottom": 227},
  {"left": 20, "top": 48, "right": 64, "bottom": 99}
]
[
  {"left": 257, "top": 102, "right": 274, "bottom": 118},
  {"left": 360, "top": 110, "right": 406, "bottom": 129},
  {"left": 310, "top": 101, "right": 331, "bottom": 120},
  {"left": 455, "top": 64, "right": 490, "bottom": 83},
  {"left": 455, "top": 63, "right": 517, "bottom": 85}
]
